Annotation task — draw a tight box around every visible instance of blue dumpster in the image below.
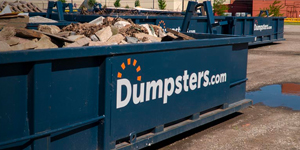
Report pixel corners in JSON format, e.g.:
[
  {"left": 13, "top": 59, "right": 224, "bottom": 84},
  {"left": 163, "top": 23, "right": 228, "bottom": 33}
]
[
  {"left": 29, "top": 12, "right": 284, "bottom": 46},
  {"left": 225, "top": 16, "right": 285, "bottom": 45},
  {"left": 0, "top": 33, "right": 254, "bottom": 150}
]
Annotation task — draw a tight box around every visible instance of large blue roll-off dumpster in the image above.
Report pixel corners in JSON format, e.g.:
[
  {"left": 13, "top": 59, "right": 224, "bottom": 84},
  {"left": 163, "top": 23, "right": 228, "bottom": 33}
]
[
  {"left": 0, "top": 31, "right": 254, "bottom": 149},
  {"left": 224, "top": 16, "right": 285, "bottom": 45}
]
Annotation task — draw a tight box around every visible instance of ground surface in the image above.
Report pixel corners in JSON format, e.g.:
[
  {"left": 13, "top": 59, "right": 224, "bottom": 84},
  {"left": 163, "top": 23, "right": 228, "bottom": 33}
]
[{"left": 145, "top": 25, "right": 300, "bottom": 150}]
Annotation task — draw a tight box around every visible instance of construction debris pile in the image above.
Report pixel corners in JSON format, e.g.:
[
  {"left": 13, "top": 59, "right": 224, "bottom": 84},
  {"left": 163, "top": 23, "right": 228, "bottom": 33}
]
[
  {"left": 0, "top": 1, "right": 43, "bottom": 13},
  {"left": 0, "top": 16, "right": 194, "bottom": 52}
]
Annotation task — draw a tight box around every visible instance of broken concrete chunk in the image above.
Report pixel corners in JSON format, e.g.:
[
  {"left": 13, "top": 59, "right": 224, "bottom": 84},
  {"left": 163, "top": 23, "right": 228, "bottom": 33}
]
[
  {"left": 67, "top": 35, "right": 85, "bottom": 41},
  {"left": 106, "top": 17, "right": 114, "bottom": 22},
  {"left": 17, "top": 37, "right": 32, "bottom": 44},
  {"left": 89, "top": 41, "right": 108, "bottom": 46},
  {"left": 66, "top": 37, "right": 91, "bottom": 47},
  {"left": 0, "top": 41, "right": 12, "bottom": 51},
  {"left": 95, "top": 26, "right": 112, "bottom": 42},
  {"left": 70, "top": 31, "right": 76, "bottom": 35},
  {"left": 114, "top": 21, "right": 131, "bottom": 29},
  {"left": 4, "top": 37, "right": 19, "bottom": 46},
  {"left": 110, "top": 26, "right": 119, "bottom": 35},
  {"left": 38, "top": 25, "right": 61, "bottom": 34},
  {"left": 32, "top": 38, "right": 39, "bottom": 42},
  {"left": 89, "top": 16, "right": 104, "bottom": 25},
  {"left": 140, "top": 24, "right": 157, "bottom": 37},
  {"left": 107, "top": 34, "right": 125, "bottom": 44},
  {"left": 158, "top": 29, "right": 167, "bottom": 37},
  {"left": 90, "top": 35, "right": 99, "bottom": 41},
  {"left": 119, "top": 40, "right": 128, "bottom": 45},
  {"left": 55, "top": 31, "right": 71, "bottom": 37},
  {"left": 134, "top": 33, "right": 162, "bottom": 42},
  {"left": 126, "top": 36, "right": 138, "bottom": 44},
  {"left": 35, "top": 37, "right": 58, "bottom": 49},
  {"left": 11, "top": 41, "right": 37, "bottom": 51},
  {"left": 0, "top": 27, "right": 16, "bottom": 40}
]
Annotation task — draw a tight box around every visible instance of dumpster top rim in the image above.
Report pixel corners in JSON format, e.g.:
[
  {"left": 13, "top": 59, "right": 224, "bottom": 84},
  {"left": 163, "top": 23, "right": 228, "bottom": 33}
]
[
  {"left": 29, "top": 12, "right": 226, "bottom": 19},
  {"left": 0, "top": 33, "right": 254, "bottom": 65}
]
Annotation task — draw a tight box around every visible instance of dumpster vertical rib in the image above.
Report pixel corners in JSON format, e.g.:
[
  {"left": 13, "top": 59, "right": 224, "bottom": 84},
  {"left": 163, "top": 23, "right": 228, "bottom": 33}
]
[{"left": 30, "top": 62, "right": 52, "bottom": 150}]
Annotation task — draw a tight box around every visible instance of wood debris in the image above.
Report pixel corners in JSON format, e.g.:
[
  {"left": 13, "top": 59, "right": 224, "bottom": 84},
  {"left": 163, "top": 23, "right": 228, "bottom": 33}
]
[
  {"left": 0, "top": 16, "right": 195, "bottom": 52},
  {"left": 166, "top": 28, "right": 195, "bottom": 40}
]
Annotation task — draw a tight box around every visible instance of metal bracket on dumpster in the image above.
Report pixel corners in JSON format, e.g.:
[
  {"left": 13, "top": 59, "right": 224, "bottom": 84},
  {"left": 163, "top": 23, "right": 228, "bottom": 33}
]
[
  {"left": 182, "top": 1, "right": 228, "bottom": 34},
  {"left": 129, "top": 132, "right": 137, "bottom": 143},
  {"left": 46, "top": 1, "right": 75, "bottom": 21},
  {"left": 93, "top": 3, "right": 102, "bottom": 12},
  {"left": 259, "top": 10, "right": 269, "bottom": 17}
]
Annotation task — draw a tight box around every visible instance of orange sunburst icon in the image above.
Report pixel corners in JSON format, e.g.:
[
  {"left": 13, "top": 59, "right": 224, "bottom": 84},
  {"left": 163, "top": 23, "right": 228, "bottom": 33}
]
[
  {"left": 117, "top": 58, "right": 142, "bottom": 81},
  {"left": 158, "top": 20, "right": 166, "bottom": 29}
]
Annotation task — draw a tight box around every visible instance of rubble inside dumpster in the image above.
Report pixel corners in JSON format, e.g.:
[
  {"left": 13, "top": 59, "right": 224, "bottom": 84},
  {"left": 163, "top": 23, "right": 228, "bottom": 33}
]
[{"left": 0, "top": 16, "right": 196, "bottom": 52}]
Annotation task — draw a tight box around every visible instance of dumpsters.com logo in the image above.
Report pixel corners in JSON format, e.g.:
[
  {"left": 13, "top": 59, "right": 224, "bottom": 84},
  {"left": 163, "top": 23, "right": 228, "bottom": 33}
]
[
  {"left": 116, "top": 58, "right": 227, "bottom": 109},
  {"left": 254, "top": 20, "right": 272, "bottom": 31}
]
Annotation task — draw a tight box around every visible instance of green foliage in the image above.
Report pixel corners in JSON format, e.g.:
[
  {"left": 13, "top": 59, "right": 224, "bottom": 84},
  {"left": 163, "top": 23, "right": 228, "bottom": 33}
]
[
  {"left": 213, "top": 0, "right": 228, "bottom": 16},
  {"left": 260, "top": 0, "right": 285, "bottom": 17},
  {"left": 158, "top": 0, "right": 166, "bottom": 10},
  {"left": 88, "top": 0, "right": 97, "bottom": 7},
  {"left": 135, "top": 0, "right": 140, "bottom": 7},
  {"left": 103, "top": 5, "right": 107, "bottom": 9},
  {"left": 58, "top": 0, "right": 66, "bottom": 3},
  {"left": 125, "top": 4, "right": 129, "bottom": 8},
  {"left": 114, "top": 0, "right": 121, "bottom": 7}
]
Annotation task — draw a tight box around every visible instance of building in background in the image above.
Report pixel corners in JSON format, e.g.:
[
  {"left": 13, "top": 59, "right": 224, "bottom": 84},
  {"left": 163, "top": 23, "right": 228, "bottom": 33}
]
[{"left": 229, "top": 0, "right": 300, "bottom": 17}]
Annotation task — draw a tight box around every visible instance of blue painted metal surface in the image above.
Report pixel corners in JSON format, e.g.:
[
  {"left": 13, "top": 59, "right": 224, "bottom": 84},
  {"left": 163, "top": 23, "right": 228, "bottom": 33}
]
[
  {"left": 259, "top": 10, "right": 269, "bottom": 17},
  {"left": 0, "top": 33, "right": 254, "bottom": 149},
  {"left": 182, "top": 1, "right": 227, "bottom": 34},
  {"left": 224, "top": 16, "right": 285, "bottom": 45}
]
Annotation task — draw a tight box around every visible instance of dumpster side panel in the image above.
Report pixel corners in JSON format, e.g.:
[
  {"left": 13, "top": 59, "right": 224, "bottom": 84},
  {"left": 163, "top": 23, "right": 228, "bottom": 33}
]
[
  {"left": 0, "top": 57, "right": 105, "bottom": 150},
  {"left": 228, "top": 44, "right": 248, "bottom": 104},
  {"left": 0, "top": 63, "right": 32, "bottom": 149},
  {"left": 109, "top": 46, "right": 232, "bottom": 140},
  {"left": 49, "top": 57, "right": 101, "bottom": 150}
]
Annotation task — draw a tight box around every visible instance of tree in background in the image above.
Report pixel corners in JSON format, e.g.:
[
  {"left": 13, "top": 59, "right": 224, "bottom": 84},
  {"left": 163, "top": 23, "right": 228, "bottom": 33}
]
[
  {"left": 261, "top": 0, "right": 284, "bottom": 17},
  {"left": 114, "top": 0, "right": 121, "bottom": 7},
  {"left": 125, "top": 4, "right": 129, "bottom": 8},
  {"left": 88, "top": 0, "right": 97, "bottom": 7},
  {"left": 213, "top": 0, "right": 228, "bottom": 16},
  {"left": 158, "top": 0, "right": 166, "bottom": 10},
  {"left": 58, "top": 0, "right": 66, "bottom": 3},
  {"left": 135, "top": 0, "right": 140, "bottom": 7}
]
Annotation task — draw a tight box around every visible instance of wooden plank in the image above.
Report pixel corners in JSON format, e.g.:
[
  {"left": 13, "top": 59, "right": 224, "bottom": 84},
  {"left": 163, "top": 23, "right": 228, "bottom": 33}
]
[
  {"left": 15, "top": 28, "right": 44, "bottom": 38},
  {"left": 0, "top": 16, "right": 28, "bottom": 29},
  {"left": 34, "top": 30, "right": 75, "bottom": 43},
  {"left": 166, "top": 28, "right": 195, "bottom": 40}
]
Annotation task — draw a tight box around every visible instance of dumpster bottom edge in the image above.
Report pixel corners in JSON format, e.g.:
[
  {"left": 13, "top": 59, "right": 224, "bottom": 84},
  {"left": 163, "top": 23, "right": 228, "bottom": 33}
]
[{"left": 116, "top": 99, "right": 253, "bottom": 150}]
